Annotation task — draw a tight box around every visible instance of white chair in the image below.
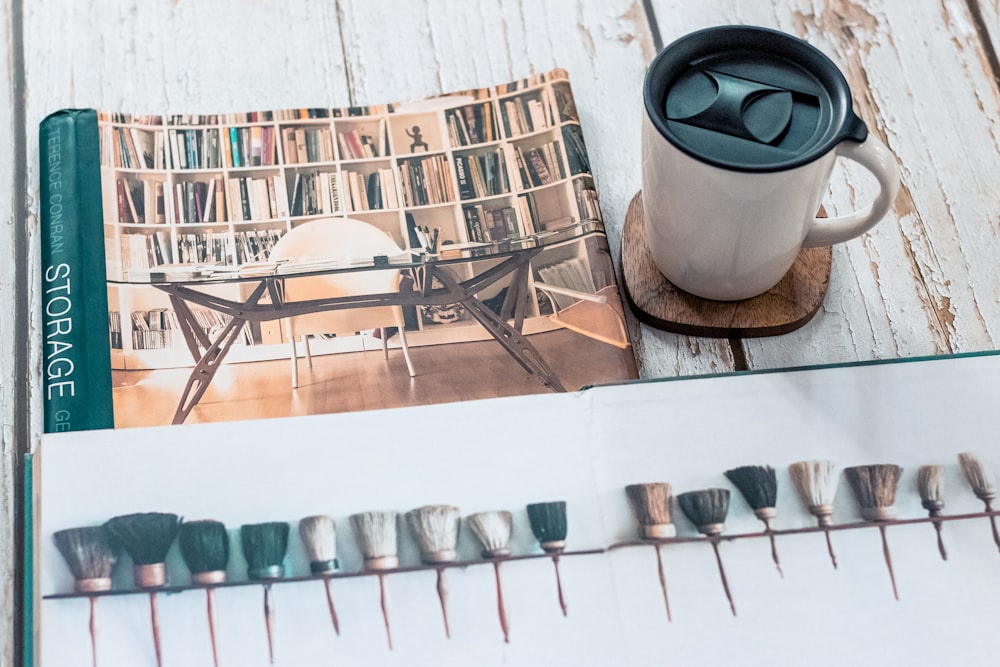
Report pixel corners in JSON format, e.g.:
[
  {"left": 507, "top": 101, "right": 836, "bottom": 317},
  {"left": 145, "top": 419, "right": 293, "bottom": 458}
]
[{"left": 268, "top": 217, "right": 416, "bottom": 388}]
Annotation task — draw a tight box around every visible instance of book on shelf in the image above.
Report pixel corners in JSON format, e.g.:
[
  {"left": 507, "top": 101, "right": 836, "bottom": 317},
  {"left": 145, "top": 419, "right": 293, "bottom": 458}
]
[{"left": 32, "top": 352, "right": 1000, "bottom": 665}]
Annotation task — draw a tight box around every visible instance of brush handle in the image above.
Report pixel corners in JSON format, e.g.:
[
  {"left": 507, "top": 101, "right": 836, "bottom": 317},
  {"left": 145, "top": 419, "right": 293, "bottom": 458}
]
[
  {"left": 654, "top": 544, "right": 672, "bottom": 623},
  {"left": 89, "top": 596, "right": 99, "bottom": 667},
  {"left": 149, "top": 592, "right": 164, "bottom": 667},
  {"left": 264, "top": 583, "right": 277, "bottom": 664},
  {"left": 986, "top": 503, "right": 1000, "bottom": 553},
  {"left": 931, "top": 518, "right": 948, "bottom": 561},
  {"left": 379, "top": 574, "right": 394, "bottom": 651},
  {"left": 878, "top": 524, "right": 900, "bottom": 601},
  {"left": 206, "top": 589, "right": 220, "bottom": 667},
  {"left": 552, "top": 555, "right": 568, "bottom": 617},
  {"left": 823, "top": 527, "right": 839, "bottom": 569},
  {"left": 436, "top": 567, "right": 451, "bottom": 639},
  {"left": 767, "top": 532, "right": 783, "bottom": 578},
  {"left": 709, "top": 538, "right": 737, "bottom": 617},
  {"left": 323, "top": 579, "right": 341, "bottom": 636},
  {"left": 493, "top": 562, "right": 510, "bottom": 643}
]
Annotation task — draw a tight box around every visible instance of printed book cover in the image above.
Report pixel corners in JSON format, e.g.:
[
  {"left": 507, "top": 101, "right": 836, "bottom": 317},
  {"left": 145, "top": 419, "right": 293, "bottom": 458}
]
[
  {"left": 35, "top": 353, "right": 1000, "bottom": 666},
  {"left": 39, "top": 68, "right": 637, "bottom": 432}
]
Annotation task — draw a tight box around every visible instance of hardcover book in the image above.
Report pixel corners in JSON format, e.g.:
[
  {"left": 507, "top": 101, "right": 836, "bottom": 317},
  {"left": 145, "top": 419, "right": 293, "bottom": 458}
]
[{"left": 39, "top": 69, "right": 636, "bottom": 433}]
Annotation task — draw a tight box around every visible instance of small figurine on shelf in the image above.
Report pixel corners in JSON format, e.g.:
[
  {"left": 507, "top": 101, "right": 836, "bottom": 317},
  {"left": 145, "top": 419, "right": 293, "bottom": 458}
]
[{"left": 406, "top": 125, "right": 429, "bottom": 152}]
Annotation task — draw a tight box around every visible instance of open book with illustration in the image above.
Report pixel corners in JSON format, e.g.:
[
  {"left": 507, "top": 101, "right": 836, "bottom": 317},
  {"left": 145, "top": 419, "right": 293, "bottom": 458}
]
[
  {"left": 40, "top": 68, "right": 636, "bottom": 432},
  {"left": 35, "top": 352, "right": 1000, "bottom": 666}
]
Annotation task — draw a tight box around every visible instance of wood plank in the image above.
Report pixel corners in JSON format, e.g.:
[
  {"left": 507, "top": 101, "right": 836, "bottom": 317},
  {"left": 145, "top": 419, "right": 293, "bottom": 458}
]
[
  {"left": 648, "top": 0, "right": 1000, "bottom": 368},
  {"left": 337, "top": 0, "right": 736, "bottom": 377},
  {"left": 1, "top": 0, "right": 19, "bottom": 661}
]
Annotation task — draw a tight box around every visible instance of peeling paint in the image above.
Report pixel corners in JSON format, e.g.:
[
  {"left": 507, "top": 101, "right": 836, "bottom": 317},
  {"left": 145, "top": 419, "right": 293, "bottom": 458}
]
[{"left": 616, "top": 1, "right": 656, "bottom": 62}]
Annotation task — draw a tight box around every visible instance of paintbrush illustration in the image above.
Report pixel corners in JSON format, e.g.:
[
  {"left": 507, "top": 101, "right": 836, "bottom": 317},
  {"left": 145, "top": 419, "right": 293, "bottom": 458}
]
[
  {"left": 917, "top": 465, "right": 948, "bottom": 560},
  {"left": 958, "top": 452, "right": 1000, "bottom": 552},
  {"left": 299, "top": 515, "right": 341, "bottom": 637},
  {"left": 405, "top": 505, "right": 461, "bottom": 638},
  {"left": 104, "top": 512, "right": 181, "bottom": 667},
  {"left": 467, "top": 510, "right": 513, "bottom": 642},
  {"left": 625, "top": 483, "right": 675, "bottom": 622},
  {"left": 677, "top": 489, "right": 737, "bottom": 616},
  {"left": 178, "top": 520, "right": 230, "bottom": 667},
  {"left": 844, "top": 464, "right": 903, "bottom": 600},
  {"left": 240, "top": 521, "right": 290, "bottom": 664},
  {"left": 788, "top": 460, "right": 840, "bottom": 568},
  {"left": 53, "top": 526, "right": 119, "bottom": 667},
  {"left": 526, "top": 501, "right": 569, "bottom": 617},
  {"left": 349, "top": 511, "right": 399, "bottom": 650},
  {"left": 725, "top": 465, "right": 783, "bottom": 577}
]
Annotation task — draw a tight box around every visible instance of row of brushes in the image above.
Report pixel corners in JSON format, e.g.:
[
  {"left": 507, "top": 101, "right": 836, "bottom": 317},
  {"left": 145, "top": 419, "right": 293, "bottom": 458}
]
[
  {"left": 53, "top": 501, "right": 570, "bottom": 666},
  {"left": 624, "top": 452, "right": 1000, "bottom": 618}
]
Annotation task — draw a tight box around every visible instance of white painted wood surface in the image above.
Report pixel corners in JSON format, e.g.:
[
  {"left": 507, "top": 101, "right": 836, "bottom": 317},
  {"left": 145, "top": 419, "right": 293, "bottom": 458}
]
[{"left": 6, "top": 1, "right": 1000, "bottom": 665}]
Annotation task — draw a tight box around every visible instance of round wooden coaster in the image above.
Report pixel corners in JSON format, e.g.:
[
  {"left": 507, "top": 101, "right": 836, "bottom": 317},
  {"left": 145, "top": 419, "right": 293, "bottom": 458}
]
[{"left": 621, "top": 191, "right": 832, "bottom": 338}]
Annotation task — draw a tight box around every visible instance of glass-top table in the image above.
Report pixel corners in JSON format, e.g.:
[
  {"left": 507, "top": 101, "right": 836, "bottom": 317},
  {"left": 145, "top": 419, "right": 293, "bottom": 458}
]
[{"left": 108, "top": 221, "right": 607, "bottom": 424}]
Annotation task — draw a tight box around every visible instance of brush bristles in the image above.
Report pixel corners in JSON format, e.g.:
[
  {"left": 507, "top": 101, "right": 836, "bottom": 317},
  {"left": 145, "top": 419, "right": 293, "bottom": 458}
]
[
  {"left": 299, "top": 515, "right": 338, "bottom": 572},
  {"left": 625, "top": 483, "right": 675, "bottom": 539},
  {"left": 725, "top": 465, "right": 777, "bottom": 513},
  {"left": 788, "top": 460, "right": 840, "bottom": 519},
  {"left": 526, "top": 501, "right": 568, "bottom": 551},
  {"left": 53, "top": 526, "right": 118, "bottom": 591},
  {"left": 349, "top": 511, "right": 399, "bottom": 570},
  {"left": 677, "top": 489, "right": 730, "bottom": 535},
  {"left": 844, "top": 465, "right": 902, "bottom": 521},
  {"left": 406, "top": 505, "right": 460, "bottom": 564},
  {"left": 104, "top": 512, "right": 181, "bottom": 565},
  {"left": 178, "top": 520, "right": 230, "bottom": 578},
  {"left": 467, "top": 511, "right": 513, "bottom": 558},
  {"left": 240, "top": 522, "right": 289, "bottom": 580},
  {"left": 917, "top": 465, "right": 945, "bottom": 514},
  {"left": 959, "top": 452, "right": 997, "bottom": 500}
]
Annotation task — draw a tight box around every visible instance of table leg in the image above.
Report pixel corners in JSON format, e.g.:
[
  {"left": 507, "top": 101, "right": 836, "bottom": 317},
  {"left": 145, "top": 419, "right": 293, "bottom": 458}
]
[
  {"left": 162, "top": 282, "right": 269, "bottom": 424},
  {"left": 433, "top": 266, "right": 566, "bottom": 392}
]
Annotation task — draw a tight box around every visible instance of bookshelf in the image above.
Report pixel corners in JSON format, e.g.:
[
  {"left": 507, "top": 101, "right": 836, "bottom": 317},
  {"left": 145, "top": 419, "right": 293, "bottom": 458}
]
[{"left": 100, "top": 70, "right": 608, "bottom": 370}]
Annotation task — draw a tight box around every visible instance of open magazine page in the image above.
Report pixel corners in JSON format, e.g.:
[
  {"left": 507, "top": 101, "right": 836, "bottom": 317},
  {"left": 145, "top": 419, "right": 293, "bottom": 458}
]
[
  {"left": 591, "top": 353, "right": 1000, "bottom": 666},
  {"left": 38, "top": 392, "right": 625, "bottom": 666},
  {"left": 80, "top": 68, "right": 637, "bottom": 431}
]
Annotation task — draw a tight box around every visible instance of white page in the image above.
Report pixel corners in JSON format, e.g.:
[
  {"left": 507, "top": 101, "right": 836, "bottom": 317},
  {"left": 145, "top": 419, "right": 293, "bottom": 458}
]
[
  {"left": 38, "top": 392, "right": 626, "bottom": 667},
  {"left": 38, "top": 353, "right": 1000, "bottom": 666},
  {"left": 592, "top": 353, "right": 1000, "bottom": 666}
]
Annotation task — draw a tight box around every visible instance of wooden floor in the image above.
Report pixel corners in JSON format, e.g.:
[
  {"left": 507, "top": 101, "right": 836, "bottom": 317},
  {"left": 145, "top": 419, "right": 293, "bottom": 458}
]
[{"left": 112, "top": 328, "right": 638, "bottom": 428}]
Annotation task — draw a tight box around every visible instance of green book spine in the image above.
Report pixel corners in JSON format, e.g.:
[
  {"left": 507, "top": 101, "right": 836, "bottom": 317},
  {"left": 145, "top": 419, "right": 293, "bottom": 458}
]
[
  {"left": 22, "top": 452, "right": 34, "bottom": 667},
  {"left": 40, "top": 109, "right": 114, "bottom": 433}
]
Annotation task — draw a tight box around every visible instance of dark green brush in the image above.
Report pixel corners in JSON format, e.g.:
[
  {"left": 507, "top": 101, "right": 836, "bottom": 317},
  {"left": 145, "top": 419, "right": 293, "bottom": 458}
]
[
  {"left": 677, "top": 489, "right": 736, "bottom": 616},
  {"left": 725, "top": 465, "right": 783, "bottom": 577},
  {"left": 179, "top": 520, "right": 230, "bottom": 667},
  {"left": 241, "top": 521, "right": 290, "bottom": 664},
  {"left": 103, "top": 512, "right": 181, "bottom": 667},
  {"left": 526, "top": 501, "right": 569, "bottom": 616}
]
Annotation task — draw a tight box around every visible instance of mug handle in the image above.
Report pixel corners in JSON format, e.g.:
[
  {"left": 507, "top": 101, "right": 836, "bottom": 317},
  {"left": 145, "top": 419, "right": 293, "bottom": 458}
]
[{"left": 802, "top": 136, "right": 900, "bottom": 247}]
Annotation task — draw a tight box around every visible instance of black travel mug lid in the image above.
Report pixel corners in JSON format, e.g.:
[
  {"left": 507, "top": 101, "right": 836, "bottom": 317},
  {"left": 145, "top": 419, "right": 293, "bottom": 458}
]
[{"left": 645, "top": 25, "right": 868, "bottom": 172}]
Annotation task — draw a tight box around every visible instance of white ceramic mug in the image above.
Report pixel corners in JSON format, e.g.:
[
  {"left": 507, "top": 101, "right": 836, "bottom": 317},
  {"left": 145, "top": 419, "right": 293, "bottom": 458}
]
[{"left": 642, "top": 26, "right": 900, "bottom": 301}]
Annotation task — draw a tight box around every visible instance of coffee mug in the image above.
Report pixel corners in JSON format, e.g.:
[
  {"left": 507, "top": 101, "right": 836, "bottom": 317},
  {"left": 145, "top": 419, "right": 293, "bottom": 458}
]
[{"left": 642, "top": 25, "right": 899, "bottom": 301}]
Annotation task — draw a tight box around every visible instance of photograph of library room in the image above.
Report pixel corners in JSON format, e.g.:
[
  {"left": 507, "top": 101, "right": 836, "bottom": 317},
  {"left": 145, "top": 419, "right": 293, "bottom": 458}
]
[{"left": 110, "top": 278, "right": 638, "bottom": 428}]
